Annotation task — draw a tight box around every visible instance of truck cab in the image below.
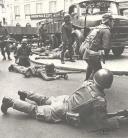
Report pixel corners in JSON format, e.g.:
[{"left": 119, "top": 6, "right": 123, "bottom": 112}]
[{"left": 69, "top": 0, "right": 128, "bottom": 56}]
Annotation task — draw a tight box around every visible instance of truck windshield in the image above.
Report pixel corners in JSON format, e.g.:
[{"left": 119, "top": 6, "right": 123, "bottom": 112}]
[{"left": 79, "top": 1, "right": 118, "bottom": 15}]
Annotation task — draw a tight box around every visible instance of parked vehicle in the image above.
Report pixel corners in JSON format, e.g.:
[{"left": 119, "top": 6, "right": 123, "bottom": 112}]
[{"left": 68, "top": 0, "right": 128, "bottom": 56}]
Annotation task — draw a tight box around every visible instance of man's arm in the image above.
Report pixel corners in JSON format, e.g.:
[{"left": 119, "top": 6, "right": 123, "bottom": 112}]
[{"left": 38, "top": 71, "right": 59, "bottom": 81}]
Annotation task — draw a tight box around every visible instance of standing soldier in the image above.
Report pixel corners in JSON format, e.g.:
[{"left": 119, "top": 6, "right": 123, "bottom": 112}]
[
  {"left": 0, "top": 21, "right": 11, "bottom": 60},
  {"left": 38, "top": 22, "right": 48, "bottom": 47},
  {"left": 15, "top": 38, "right": 31, "bottom": 67},
  {"left": 61, "top": 14, "right": 75, "bottom": 64},
  {"left": 80, "top": 13, "right": 113, "bottom": 80}
]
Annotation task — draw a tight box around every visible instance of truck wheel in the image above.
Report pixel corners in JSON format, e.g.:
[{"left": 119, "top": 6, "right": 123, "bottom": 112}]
[{"left": 112, "top": 47, "right": 124, "bottom": 56}]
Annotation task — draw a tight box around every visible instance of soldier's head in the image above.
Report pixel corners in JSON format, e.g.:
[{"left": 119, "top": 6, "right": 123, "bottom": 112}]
[
  {"left": 102, "top": 13, "right": 113, "bottom": 27},
  {"left": 21, "top": 38, "right": 28, "bottom": 46},
  {"left": 93, "top": 68, "right": 113, "bottom": 89},
  {"left": 64, "top": 14, "right": 71, "bottom": 24},
  {"left": 45, "top": 63, "right": 55, "bottom": 76}
]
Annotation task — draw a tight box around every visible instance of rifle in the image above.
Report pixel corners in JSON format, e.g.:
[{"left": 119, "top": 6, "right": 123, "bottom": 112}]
[
  {"left": 104, "top": 109, "right": 128, "bottom": 119},
  {"left": 99, "top": 50, "right": 105, "bottom": 64},
  {"left": 55, "top": 70, "right": 82, "bottom": 80}
]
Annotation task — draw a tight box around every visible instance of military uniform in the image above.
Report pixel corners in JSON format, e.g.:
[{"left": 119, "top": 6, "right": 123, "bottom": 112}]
[
  {"left": 1, "top": 69, "right": 122, "bottom": 131},
  {"left": 8, "top": 64, "right": 60, "bottom": 81},
  {"left": 38, "top": 24, "right": 48, "bottom": 46},
  {"left": 61, "top": 21, "right": 74, "bottom": 63},
  {"left": 80, "top": 24, "right": 111, "bottom": 80},
  {"left": 1, "top": 80, "right": 118, "bottom": 128},
  {"left": 0, "top": 25, "right": 11, "bottom": 60},
  {"left": 16, "top": 44, "right": 31, "bottom": 67}
]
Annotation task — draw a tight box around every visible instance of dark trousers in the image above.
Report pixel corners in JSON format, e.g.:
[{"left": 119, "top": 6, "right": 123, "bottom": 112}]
[
  {"left": 85, "top": 56, "right": 102, "bottom": 80},
  {"left": 18, "top": 57, "right": 30, "bottom": 67},
  {"left": 61, "top": 43, "right": 73, "bottom": 61},
  {"left": 0, "top": 42, "right": 10, "bottom": 59}
]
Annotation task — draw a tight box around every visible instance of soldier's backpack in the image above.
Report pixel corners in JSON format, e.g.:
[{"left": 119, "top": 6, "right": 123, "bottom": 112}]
[{"left": 79, "top": 27, "right": 102, "bottom": 55}]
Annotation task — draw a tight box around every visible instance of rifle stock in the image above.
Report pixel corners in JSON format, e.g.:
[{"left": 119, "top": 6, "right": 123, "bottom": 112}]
[
  {"left": 56, "top": 71, "right": 81, "bottom": 74},
  {"left": 104, "top": 109, "right": 128, "bottom": 119}
]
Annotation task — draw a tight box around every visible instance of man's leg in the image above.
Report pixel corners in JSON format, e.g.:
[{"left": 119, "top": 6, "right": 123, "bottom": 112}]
[
  {"left": 1, "top": 97, "right": 36, "bottom": 117},
  {"left": 85, "top": 59, "right": 93, "bottom": 80},
  {"left": 18, "top": 90, "right": 49, "bottom": 106},
  {"left": 1, "top": 45, "right": 6, "bottom": 60},
  {"left": 89, "top": 59, "right": 102, "bottom": 80},
  {"left": 68, "top": 44, "right": 75, "bottom": 62},
  {"left": 61, "top": 43, "right": 66, "bottom": 64},
  {"left": 6, "top": 45, "right": 11, "bottom": 60}
]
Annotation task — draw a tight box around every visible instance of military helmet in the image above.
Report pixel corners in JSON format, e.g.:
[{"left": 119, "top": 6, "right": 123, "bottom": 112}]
[
  {"left": 21, "top": 38, "right": 28, "bottom": 44},
  {"left": 93, "top": 69, "right": 113, "bottom": 89},
  {"left": 64, "top": 14, "right": 71, "bottom": 20},
  {"left": 45, "top": 63, "right": 55, "bottom": 76},
  {"left": 102, "top": 13, "right": 113, "bottom": 23}
]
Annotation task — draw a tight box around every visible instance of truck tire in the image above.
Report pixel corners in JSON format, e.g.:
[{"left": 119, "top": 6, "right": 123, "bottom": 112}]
[{"left": 112, "top": 47, "right": 124, "bottom": 56}]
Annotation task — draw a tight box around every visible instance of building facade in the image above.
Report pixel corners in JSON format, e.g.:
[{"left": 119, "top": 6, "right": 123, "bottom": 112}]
[{"left": 3, "top": 0, "right": 80, "bottom": 27}]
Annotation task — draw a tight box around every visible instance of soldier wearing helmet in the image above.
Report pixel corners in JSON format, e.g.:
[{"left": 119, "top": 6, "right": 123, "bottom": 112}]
[
  {"left": 1, "top": 68, "right": 123, "bottom": 131},
  {"left": 38, "top": 21, "right": 48, "bottom": 47},
  {"left": 8, "top": 63, "right": 61, "bottom": 81},
  {"left": 61, "top": 14, "right": 75, "bottom": 64},
  {"left": 0, "top": 20, "right": 11, "bottom": 60},
  {"left": 15, "top": 38, "right": 31, "bottom": 67},
  {"left": 80, "top": 13, "right": 113, "bottom": 80}
]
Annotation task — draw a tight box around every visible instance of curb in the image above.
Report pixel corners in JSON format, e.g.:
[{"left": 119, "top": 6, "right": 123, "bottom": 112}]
[{"left": 30, "top": 59, "right": 128, "bottom": 76}]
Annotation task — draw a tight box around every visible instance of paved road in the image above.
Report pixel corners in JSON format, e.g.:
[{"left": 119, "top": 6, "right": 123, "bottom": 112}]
[
  {"left": 30, "top": 47, "right": 128, "bottom": 74},
  {"left": 0, "top": 54, "right": 128, "bottom": 138}
]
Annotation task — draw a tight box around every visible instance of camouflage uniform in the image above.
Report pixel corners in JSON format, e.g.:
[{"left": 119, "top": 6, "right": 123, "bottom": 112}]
[
  {"left": 80, "top": 24, "right": 111, "bottom": 80},
  {"left": 3, "top": 80, "right": 119, "bottom": 130},
  {"left": 8, "top": 64, "right": 60, "bottom": 81}
]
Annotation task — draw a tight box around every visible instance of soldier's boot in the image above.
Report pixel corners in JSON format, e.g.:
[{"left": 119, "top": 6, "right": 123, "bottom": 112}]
[
  {"left": 18, "top": 90, "right": 49, "bottom": 106},
  {"left": 8, "top": 56, "right": 12, "bottom": 60},
  {"left": 1, "top": 97, "right": 14, "bottom": 114},
  {"left": 61, "top": 60, "right": 65, "bottom": 64},
  {"left": 2, "top": 56, "right": 6, "bottom": 60}
]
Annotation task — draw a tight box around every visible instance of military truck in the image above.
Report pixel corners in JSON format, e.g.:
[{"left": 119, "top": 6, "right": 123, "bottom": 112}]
[
  {"left": 68, "top": 0, "right": 128, "bottom": 56},
  {"left": 6, "top": 25, "right": 37, "bottom": 43}
]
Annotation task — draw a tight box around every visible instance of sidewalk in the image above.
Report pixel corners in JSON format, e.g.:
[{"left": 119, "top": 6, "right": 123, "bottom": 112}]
[{"left": 30, "top": 53, "right": 128, "bottom": 75}]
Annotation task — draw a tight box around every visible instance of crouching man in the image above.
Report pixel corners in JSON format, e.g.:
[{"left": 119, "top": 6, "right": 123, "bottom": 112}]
[
  {"left": 8, "top": 63, "right": 60, "bottom": 81},
  {"left": 1, "top": 69, "right": 127, "bottom": 131}
]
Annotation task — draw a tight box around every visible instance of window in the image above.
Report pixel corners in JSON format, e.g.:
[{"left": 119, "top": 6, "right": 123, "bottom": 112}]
[
  {"left": 24, "top": 4, "right": 30, "bottom": 15},
  {"left": 36, "top": 3, "right": 43, "bottom": 14},
  {"left": 14, "top": 6, "right": 20, "bottom": 15},
  {"left": 49, "top": 1, "right": 56, "bottom": 13}
]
